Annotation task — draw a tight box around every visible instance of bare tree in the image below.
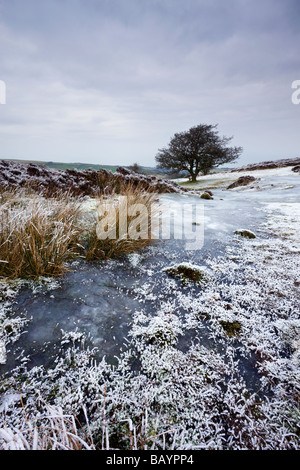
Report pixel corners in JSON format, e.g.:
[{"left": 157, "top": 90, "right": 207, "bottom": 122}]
[{"left": 155, "top": 124, "right": 242, "bottom": 182}]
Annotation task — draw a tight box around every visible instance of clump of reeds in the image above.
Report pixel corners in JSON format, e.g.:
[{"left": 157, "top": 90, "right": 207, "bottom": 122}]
[
  {"left": 0, "top": 402, "right": 95, "bottom": 450},
  {"left": 83, "top": 183, "right": 159, "bottom": 261},
  {"left": 0, "top": 185, "right": 159, "bottom": 279},
  {"left": 0, "top": 190, "right": 82, "bottom": 279}
]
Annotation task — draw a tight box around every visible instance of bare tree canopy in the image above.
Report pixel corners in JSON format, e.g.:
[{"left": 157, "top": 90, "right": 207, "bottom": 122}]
[{"left": 155, "top": 124, "right": 243, "bottom": 182}]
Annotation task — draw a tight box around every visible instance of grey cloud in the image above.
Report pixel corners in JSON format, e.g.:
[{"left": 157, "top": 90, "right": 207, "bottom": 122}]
[{"left": 0, "top": 0, "right": 299, "bottom": 165}]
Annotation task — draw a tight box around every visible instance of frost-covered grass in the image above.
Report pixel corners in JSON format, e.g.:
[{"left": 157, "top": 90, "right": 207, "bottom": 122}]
[
  {"left": 83, "top": 184, "right": 158, "bottom": 262},
  {"left": 0, "top": 312, "right": 298, "bottom": 450},
  {"left": 0, "top": 187, "right": 158, "bottom": 278},
  {"left": 0, "top": 401, "right": 95, "bottom": 450},
  {"left": 1, "top": 198, "right": 299, "bottom": 450},
  {"left": 0, "top": 190, "right": 82, "bottom": 279}
]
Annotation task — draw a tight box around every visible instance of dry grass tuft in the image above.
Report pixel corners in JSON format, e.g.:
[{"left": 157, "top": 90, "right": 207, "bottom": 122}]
[
  {"left": 0, "top": 191, "right": 82, "bottom": 279},
  {"left": 0, "top": 401, "right": 95, "bottom": 450},
  {"left": 0, "top": 185, "right": 159, "bottom": 279},
  {"left": 83, "top": 184, "right": 159, "bottom": 261}
]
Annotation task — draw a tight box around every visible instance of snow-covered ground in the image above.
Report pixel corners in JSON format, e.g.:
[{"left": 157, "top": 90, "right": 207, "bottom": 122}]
[
  {"left": 0, "top": 166, "right": 299, "bottom": 450},
  {"left": 175, "top": 165, "right": 297, "bottom": 190}
]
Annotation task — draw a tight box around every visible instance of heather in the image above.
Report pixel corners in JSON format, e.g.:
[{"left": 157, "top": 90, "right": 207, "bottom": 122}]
[{"left": 0, "top": 160, "right": 184, "bottom": 197}]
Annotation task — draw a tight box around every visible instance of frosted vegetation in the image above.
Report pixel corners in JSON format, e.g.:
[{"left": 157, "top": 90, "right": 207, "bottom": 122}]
[{"left": 0, "top": 166, "right": 299, "bottom": 450}]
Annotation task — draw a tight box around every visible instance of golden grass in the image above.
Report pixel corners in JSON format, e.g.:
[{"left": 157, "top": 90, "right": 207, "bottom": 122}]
[
  {"left": 0, "top": 191, "right": 82, "bottom": 279},
  {"left": 0, "top": 185, "right": 159, "bottom": 279},
  {"left": 83, "top": 184, "right": 159, "bottom": 261}
]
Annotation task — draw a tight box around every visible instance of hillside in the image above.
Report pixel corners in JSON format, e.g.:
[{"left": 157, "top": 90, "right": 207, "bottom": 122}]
[
  {"left": 1, "top": 159, "right": 122, "bottom": 173},
  {"left": 232, "top": 156, "right": 300, "bottom": 172},
  {"left": 0, "top": 159, "right": 185, "bottom": 196}
]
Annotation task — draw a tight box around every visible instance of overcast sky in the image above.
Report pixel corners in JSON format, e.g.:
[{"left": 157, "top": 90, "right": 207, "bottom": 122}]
[{"left": 0, "top": 0, "right": 299, "bottom": 167}]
